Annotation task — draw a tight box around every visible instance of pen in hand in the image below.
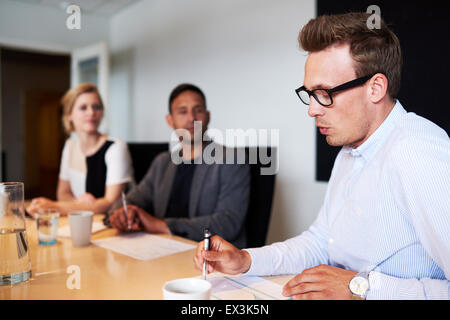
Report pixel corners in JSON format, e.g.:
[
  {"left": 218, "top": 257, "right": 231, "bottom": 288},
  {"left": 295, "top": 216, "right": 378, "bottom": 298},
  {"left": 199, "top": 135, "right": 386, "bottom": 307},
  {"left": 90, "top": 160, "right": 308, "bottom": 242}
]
[
  {"left": 202, "top": 228, "right": 211, "bottom": 280},
  {"left": 121, "top": 191, "right": 132, "bottom": 231}
]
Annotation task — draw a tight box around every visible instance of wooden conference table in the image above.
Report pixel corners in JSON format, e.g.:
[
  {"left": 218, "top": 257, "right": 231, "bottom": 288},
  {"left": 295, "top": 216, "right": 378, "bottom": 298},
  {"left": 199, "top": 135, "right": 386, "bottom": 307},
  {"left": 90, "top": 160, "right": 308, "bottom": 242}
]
[{"left": 0, "top": 215, "right": 291, "bottom": 299}]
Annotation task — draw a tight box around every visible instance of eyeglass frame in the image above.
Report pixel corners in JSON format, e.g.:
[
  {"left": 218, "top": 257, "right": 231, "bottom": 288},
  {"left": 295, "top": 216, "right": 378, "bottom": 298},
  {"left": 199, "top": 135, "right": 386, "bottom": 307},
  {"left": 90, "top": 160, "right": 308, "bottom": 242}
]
[{"left": 294, "top": 73, "right": 376, "bottom": 107}]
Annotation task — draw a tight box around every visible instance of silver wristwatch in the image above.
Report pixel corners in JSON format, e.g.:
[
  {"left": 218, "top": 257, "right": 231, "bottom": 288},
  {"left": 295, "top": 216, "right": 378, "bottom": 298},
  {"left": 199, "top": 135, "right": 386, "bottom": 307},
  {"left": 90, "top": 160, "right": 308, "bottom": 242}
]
[{"left": 349, "top": 271, "right": 370, "bottom": 299}]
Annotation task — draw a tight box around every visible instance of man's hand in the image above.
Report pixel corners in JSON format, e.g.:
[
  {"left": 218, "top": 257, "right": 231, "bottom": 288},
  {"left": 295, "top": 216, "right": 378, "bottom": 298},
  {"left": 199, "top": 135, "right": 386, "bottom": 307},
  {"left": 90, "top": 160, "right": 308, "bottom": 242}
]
[
  {"left": 193, "top": 235, "right": 252, "bottom": 275},
  {"left": 282, "top": 264, "right": 357, "bottom": 300},
  {"left": 109, "top": 205, "right": 136, "bottom": 231},
  {"left": 109, "top": 204, "right": 169, "bottom": 234}
]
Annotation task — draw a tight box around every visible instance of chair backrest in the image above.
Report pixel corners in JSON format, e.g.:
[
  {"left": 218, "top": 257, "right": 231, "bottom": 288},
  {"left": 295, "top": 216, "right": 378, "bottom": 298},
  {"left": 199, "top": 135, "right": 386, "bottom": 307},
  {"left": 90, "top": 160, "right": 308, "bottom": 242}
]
[
  {"left": 127, "top": 143, "right": 276, "bottom": 248},
  {"left": 242, "top": 147, "right": 277, "bottom": 248},
  {"left": 1, "top": 151, "right": 6, "bottom": 180},
  {"left": 127, "top": 142, "right": 169, "bottom": 184}
]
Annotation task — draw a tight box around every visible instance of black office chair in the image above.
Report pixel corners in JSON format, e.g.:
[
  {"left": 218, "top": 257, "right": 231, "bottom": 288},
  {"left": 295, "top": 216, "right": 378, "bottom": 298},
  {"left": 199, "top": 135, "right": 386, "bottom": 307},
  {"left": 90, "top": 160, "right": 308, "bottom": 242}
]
[
  {"left": 127, "top": 142, "right": 169, "bottom": 184},
  {"left": 243, "top": 147, "right": 277, "bottom": 248},
  {"left": 126, "top": 143, "right": 276, "bottom": 248},
  {"left": 1, "top": 151, "right": 6, "bottom": 181}
]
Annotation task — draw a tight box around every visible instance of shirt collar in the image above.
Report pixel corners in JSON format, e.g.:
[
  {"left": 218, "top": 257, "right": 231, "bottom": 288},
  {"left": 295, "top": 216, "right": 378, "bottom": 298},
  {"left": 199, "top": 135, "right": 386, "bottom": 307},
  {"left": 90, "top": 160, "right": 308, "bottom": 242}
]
[{"left": 343, "top": 100, "right": 406, "bottom": 161}]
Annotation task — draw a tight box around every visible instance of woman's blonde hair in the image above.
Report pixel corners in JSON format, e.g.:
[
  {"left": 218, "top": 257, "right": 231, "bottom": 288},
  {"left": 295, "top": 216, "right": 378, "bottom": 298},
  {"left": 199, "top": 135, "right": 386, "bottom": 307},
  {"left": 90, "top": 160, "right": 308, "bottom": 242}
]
[{"left": 61, "top": 83, "right": 104, "bottom": 134}]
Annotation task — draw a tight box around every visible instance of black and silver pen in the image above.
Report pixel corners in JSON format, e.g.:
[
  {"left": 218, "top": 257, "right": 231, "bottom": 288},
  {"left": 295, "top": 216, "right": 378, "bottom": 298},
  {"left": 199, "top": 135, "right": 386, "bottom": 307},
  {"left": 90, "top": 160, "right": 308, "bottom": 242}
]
[
  {"left": 121, "top": 191, "right": 131, "bottom": 231},
  {"left": 202, "top": 228, "right": 211, "bottom": 280}
]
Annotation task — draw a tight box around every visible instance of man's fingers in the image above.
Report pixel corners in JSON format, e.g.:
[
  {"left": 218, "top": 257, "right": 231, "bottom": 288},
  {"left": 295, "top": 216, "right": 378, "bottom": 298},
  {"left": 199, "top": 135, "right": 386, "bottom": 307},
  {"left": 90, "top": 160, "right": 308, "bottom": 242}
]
[
  {"left": 110, "top": 208, "right": 128, "bottom": 231},
  {"left": 284, "top": 271, "right": 322, "bottom": 290},
  {"left": 209, "top": 235, "right": 227, "bottom": 251},
  {"left": 110, "top": 214, "right": 122, "bottom": 230},
  {"left": 194, "top": 254, "right": 208, "bottom": 272},
  {"left": 283, "top": 281, "right": 326, "bottom": 297},
  {"left": 117, "top": 208, "right": 128, "bottom": 229},
  {"left": 282, "top": 265, "right": 335, "bottom": 297},
  {"left": 126, "top": 205, "right": 144, "bottom": 231},
  {"left": 193, "top": 255, "right": 201, "bottom": 271},
  {"left": 203, "top": 249, "right": 226, "bottom": 262},
  {"left": 194, "top": 241, "right": 205, "bottom": 268},
  {"left": 131, "top": 221, "right": 140, "bottom": 231},
  {"left": 292, "top": 291, "right": 325, "bottom": 300},
  {"left": 126, "top": 206, "right": 137, "bottom": 229}
]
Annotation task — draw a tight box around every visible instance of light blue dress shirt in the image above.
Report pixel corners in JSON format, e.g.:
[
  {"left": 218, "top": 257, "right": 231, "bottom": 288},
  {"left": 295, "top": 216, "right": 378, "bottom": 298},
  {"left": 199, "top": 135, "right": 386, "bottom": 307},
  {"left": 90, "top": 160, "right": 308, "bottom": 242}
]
[{"left": 246, "top": 101, "right": 450, "bottom": 299}]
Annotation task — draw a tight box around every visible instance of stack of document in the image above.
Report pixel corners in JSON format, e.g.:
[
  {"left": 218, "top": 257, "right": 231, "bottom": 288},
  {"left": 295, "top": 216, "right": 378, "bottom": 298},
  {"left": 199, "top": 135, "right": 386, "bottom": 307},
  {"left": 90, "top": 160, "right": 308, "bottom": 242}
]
[
  {"left": 91, "top": 232, "right": 196, "bottom": 260},
  {"left": 203, "top": 273, "right": 290, "bottom": 300}
]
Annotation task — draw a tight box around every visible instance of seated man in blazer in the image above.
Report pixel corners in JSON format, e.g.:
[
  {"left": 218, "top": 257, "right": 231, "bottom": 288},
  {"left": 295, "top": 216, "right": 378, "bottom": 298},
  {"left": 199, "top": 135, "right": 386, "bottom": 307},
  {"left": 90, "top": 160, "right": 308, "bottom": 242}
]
[{"left": 107, "top": 83, "right": 250, "bottom": 248}]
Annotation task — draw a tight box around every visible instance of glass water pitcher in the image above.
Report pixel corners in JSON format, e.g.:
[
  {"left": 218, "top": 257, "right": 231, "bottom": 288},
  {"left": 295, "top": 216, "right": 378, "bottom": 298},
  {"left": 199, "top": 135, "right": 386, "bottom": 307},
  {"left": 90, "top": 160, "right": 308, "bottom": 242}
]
[{"left": 0, "top": 182, "right": 32, "bottom": 285}]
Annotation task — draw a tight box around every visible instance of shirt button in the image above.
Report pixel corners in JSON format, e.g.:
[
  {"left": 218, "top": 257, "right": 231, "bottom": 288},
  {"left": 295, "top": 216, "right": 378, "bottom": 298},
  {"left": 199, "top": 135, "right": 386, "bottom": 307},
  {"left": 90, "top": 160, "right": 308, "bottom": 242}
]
[{"left": 328, "top": 238, "right": 334, "bottom": 244}]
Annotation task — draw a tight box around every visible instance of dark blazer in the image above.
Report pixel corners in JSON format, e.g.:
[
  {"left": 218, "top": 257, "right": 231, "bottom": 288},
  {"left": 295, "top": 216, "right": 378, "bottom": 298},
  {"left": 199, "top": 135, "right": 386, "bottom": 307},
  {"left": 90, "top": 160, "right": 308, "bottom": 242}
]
[{"left": 108, "top": 143, "right": 250, "bottom": 248}]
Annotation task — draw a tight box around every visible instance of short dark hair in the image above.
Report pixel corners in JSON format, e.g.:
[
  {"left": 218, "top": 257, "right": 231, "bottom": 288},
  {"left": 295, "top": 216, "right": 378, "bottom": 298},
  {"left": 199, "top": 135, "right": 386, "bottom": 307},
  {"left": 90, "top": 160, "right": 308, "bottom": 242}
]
[
  {"left": 168, "top": 83, "right": 207, "bottom": 113},
  {"left": 299, "top": 12, "right": 402, "bottom": 99}
]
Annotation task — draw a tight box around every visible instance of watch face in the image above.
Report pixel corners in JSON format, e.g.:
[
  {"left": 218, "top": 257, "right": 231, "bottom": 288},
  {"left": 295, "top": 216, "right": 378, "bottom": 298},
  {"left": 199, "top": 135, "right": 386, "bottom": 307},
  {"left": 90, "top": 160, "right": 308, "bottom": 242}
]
[{"left": 350, "top": 276, "right": 369, "bottom": 296}]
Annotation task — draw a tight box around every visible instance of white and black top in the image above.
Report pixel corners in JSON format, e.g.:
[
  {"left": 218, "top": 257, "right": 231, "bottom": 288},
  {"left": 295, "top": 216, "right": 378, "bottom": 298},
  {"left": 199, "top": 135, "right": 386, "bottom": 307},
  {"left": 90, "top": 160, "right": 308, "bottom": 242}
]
[{"left": 59, "top": 135, "right": 134, "bottom": 198}]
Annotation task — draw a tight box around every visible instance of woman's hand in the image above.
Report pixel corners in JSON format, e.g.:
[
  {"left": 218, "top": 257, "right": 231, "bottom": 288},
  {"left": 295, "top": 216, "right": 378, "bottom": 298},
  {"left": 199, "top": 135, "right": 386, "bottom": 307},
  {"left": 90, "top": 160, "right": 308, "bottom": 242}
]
[
  {"left": 27, "top": 197, "right": 61, "bottom": 217},
  {"left": 77, "top": 193, "right": 96, "bottom": 203}
]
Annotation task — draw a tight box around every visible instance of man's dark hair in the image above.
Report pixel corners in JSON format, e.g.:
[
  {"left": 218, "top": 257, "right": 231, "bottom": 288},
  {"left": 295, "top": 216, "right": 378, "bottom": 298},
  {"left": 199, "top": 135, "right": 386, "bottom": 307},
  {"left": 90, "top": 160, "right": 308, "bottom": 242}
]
[{"left": 168, "top": 83, "right": 207, "bottom": 113}]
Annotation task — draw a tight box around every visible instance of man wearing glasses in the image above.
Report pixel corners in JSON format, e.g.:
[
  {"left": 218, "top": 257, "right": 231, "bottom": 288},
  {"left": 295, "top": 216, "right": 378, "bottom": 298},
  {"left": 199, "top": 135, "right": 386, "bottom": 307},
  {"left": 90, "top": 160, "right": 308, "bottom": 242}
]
[{"left": 194, "top": 13, "right": 449, "bottom": 299}]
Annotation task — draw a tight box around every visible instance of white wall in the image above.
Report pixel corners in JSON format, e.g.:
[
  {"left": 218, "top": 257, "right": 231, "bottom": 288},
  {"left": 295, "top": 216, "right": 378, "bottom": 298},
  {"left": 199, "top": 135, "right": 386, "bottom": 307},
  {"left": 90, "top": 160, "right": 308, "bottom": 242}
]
[
  {"left": 109, "top": 0, "right": 328, "bottom": 244},
  {"left": 0, "top": 0, "right": 109, "bottom": 182},
  {"left": 0, "top": 0, "right": 109, "bottom": 53}
]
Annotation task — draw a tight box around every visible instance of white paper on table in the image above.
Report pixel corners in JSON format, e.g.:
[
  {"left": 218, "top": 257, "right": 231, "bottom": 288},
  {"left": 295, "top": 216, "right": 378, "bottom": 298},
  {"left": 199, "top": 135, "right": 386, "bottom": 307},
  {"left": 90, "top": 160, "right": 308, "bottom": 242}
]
[
  {"left": 91, "top": 232, "right": 196, "bottom": 261},
  {"left": 58, "top": 221, "right": 107, "bottom": 238},
  {"left": 200, "top": 273, "right": 290, "bottom": 300}
]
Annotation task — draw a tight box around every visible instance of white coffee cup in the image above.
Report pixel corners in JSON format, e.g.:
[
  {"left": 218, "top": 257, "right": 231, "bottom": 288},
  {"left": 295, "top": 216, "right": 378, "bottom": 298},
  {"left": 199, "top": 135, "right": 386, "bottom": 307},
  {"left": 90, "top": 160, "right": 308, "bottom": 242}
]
[
  {"left": 68, "top": 211, "right": 94, "bottom": 247},
  {"left": 163, "top": 278, "right": 212, "bottom": 300}
]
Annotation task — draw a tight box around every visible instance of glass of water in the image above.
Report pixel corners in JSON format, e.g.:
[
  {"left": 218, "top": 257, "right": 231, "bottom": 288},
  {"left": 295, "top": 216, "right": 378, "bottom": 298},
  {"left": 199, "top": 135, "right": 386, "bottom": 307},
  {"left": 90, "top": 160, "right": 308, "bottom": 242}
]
[
  {"left": 0, "top": 182, "right": 32, "bottom": 285},
  {"left": 36, "top": 210, "right": 60, "bottom": 245}
]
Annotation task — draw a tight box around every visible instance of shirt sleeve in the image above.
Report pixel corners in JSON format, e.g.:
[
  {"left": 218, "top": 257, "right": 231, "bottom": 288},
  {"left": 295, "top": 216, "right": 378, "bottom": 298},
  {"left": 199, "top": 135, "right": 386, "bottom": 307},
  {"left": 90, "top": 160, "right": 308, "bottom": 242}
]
[
  {"left": 244, "top": 203, "right": 330, "bottom": 276},
  {"left": 58, "top": 139, "right": 70, "bottom": 181},
  {"left": 366, "top": 130, "right": 450, "bottom": 300},
  {"left": 368, "top": 271, "right": 449, "bottom": 300},
  {"left": 104, "top": 139, "right": 134, "bottom": 186}
]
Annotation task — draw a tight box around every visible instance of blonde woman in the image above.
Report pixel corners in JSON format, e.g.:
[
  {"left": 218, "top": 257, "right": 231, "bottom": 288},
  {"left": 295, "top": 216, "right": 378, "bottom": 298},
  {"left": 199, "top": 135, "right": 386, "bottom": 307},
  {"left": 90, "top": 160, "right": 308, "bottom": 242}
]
[{"left": 28, "top": 83, "right": 134, "bottom": 216}]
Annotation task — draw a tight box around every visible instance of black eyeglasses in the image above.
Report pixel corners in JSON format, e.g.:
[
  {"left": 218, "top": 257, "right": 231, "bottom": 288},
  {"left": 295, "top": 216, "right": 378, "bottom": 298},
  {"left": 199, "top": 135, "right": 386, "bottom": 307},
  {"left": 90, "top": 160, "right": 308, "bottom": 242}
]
[{"left": 295, "top": 74, "right": 375, "bottom": 107}]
